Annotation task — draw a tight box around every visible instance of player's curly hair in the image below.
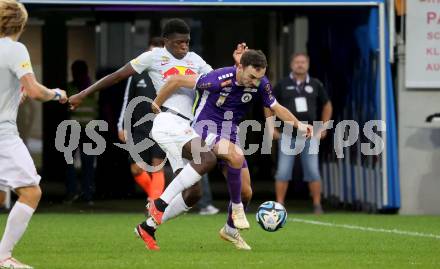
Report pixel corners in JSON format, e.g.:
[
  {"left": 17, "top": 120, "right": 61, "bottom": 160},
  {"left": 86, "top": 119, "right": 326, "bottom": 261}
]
[
  {"left": 162, "top": 18, "right": 190, "bottom": 38},
  {"left": 0, "top": 0, "right": 28, "bottom": 37},
  {"left": 240, "top": 50, "right": 267, "bottom": 70}
]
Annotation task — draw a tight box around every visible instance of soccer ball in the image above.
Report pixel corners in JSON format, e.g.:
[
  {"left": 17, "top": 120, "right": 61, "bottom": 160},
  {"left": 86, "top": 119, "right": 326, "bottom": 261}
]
[{"left": 256, "top": 201, "right": 287, "bottom": 232}]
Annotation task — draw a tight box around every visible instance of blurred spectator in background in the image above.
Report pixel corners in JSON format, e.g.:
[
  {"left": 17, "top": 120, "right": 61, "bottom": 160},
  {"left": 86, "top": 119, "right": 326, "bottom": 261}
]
[
  {"left": 64, "top": 60, "right": 96, "bottom": 205},
  {"left": 272, "top": 53, "right": 332, "bottom": 214},
  {"left": 94, "top": 67, "right": 133, "bottom": 199}
]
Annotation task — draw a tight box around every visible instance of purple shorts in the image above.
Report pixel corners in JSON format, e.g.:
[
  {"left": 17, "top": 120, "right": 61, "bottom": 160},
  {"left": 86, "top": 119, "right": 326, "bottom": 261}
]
[{"left": 192, "top": 121, "right": 247, "bottom": 169}]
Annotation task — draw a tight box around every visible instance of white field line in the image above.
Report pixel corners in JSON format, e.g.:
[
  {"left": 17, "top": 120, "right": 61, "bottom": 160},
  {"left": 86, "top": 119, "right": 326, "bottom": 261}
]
[{"left": 289, "top": 218, "right": 440, "bottom": 240}]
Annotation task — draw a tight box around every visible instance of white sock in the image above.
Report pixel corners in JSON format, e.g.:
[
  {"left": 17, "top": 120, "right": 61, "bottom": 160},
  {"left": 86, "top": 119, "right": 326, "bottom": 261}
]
[
  {"left": 231, "top": 202, "right": 243, "bottom": 210},
  {"left": 146, "top": 218, "right": 158, "bottom": 229},
  {"left": 160, "top": 164, "right": 201, "bottom": 204},
  {"left": 162, "top": 193, "right": 191, "bottom": 223},
  {"left": 0, "top": 202, "right": 35, "bottom": 259}
]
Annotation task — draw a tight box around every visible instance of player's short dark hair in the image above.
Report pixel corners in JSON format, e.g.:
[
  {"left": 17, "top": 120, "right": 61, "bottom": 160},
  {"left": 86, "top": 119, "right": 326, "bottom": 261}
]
[
  {"left": 291, "top": 52, "right": 310, "bottom": 62},
  {"left": 162, "top": 18, "right": 190, "bottom": 38},
  {"left": 149, "top": 37, "right": 164, "bottom": 48},
  {"left": 240, "top": 50, "right": 267, "bottom": 69}
]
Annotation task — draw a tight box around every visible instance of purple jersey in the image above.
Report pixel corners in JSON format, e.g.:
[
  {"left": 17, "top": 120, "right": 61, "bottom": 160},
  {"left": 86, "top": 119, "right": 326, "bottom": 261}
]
[{"left": 192, "top": 66, "right": 277, "bottom": 145}]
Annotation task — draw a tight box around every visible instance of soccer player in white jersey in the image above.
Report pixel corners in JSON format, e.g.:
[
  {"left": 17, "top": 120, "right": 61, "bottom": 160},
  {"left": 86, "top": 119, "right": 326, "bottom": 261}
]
[
  {"left": 69, "top": 19, "right": 247, "bottom": 250},
  {"left": 0, "top": 1, "right": 67, "bottom": 268}
]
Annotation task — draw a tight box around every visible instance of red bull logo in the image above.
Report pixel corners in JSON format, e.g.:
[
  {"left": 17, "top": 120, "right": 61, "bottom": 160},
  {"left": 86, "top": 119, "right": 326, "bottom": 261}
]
[{"left": 163, "top": 66, "right": 196, "bottom": 79}]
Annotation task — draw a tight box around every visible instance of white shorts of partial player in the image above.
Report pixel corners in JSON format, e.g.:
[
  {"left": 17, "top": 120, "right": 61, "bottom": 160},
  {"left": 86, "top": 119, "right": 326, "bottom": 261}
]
[
  {"left": 0, "top": 135, "right": 41, "bottom": 210},
  {"left": 151, "top": 112, "right": 199, "bottom": 173}
]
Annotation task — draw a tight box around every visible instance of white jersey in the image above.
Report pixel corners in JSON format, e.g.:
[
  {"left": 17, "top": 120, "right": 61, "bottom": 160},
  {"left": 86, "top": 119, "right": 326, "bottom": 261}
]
[
  {"left": 130, "top": 47, "right": 212, "bottom": 119},
  {"left": 0, "top": 37, "right": 33, "bottom": 136}
]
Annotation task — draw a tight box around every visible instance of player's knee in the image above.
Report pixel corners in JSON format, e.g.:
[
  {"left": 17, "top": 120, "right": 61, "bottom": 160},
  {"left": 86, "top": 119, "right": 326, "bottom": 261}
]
[
  {"left": 19, "top": 185, "right": 42, "bottom": 205},
  {"left": 131, "top": 164, "right": 143, "bottom": 176},
  {"left": 31, "top": 186, "right": 42, "bottom": 202},
  {"left": 229, "top": 151, "right": 244, "bottom": 168}
]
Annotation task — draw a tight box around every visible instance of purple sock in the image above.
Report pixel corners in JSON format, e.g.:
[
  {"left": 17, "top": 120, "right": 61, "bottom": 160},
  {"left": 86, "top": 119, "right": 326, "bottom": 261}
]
[
  {"left": 226, "top": 160, "right": 248, "bottom": 228},
  {"left": 227, "top": 165, "right": 242, "bottom": 204}
]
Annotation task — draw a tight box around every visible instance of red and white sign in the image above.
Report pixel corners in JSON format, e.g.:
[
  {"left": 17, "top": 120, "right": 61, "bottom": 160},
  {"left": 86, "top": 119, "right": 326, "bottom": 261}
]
[{"left": 406, "top": 0, "right": 440, "bottom": 88}]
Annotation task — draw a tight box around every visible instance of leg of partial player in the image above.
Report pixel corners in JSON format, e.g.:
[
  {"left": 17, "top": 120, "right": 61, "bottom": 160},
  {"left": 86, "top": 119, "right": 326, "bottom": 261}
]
[
  {"left": 149, "top": 157, "right": 166, "bottom": 200},
  {"left": 0, "top": 185, "right": 41, "bottom": 269},
  {"left": 131, "top": 163, "right": 153, "bottom": 197},
  {"left": 213, "top": 139, "right": 249, "bottom": 229},
  {"left": 148, "top": 137, "right": 216, "bottom": 225},
  {"left": 219, "top": 164, "right": 252, "bottom": 250},
  {"left": 136, "top": 137, "right": 216, "bottom": 250}
]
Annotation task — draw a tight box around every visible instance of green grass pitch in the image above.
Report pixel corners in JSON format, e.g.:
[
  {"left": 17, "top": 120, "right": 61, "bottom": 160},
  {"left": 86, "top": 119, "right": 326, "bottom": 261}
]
[{"left": 1, "top": 213, "right": 439, "bottom": 269}]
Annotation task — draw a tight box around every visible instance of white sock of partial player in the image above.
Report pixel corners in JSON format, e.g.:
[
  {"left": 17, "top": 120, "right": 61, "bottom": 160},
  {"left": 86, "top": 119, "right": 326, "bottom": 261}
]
[
  {"left": 160, "top": 164, "right": 202, "bottom": 204},
  {"left": 162, "top": 193, "right": 191, "bottom": 223},
  {"left": 0, "top": 202, "right": 35, "bottom": 259}
]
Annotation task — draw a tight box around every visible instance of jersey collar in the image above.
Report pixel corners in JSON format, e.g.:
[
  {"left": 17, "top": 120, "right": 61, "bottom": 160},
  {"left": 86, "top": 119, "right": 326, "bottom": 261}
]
[
  {"left": 164, "top": 47, "right": 189, "bottom": 61},
  {"left": 289, "top": 73, "right": 310, "bottom": 85}
]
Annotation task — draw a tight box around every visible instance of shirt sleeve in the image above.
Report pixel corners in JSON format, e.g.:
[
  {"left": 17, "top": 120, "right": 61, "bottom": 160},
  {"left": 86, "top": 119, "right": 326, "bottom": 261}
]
[
  {"left": 199, "top": 62, "right": 213, "bottom": 75},
  {"left": 194, "top": 53, "right": 213, "bottom": 74},
  {"left": 8, "top": 42, "right": 34, "bottom": 79},
  {"left": 316, "top": 80, "right": 330, "bottom": 104},
  {"left": 195, "top": 69, "right": 221, "bottom": 92},
  {"left": 130, "top": 51, "right": 153, "bottom": 74},
  {"left": 259, "top": 79, "right": 277, "bottom": 108}
]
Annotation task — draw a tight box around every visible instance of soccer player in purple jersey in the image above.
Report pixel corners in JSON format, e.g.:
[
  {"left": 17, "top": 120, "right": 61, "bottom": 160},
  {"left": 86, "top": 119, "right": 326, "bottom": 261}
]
[{"left": 153, "top": 49, "right": 313, "bottom": 249}]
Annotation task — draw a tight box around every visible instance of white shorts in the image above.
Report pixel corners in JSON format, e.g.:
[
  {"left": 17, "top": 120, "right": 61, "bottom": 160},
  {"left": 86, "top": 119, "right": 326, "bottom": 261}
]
[
  {"left": 0, "top": 135, "right": 41, "bottom": 189},
  {"left": 151, "top": 112, "right": 199, "bottom": 172}
]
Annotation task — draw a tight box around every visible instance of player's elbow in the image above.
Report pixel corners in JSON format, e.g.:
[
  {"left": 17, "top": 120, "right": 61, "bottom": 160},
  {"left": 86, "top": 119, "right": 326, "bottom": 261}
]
[
  {"left": 25, "top": 89, "right": 38, "bottom": 99},
  {"left": 271, "top": 104, "right": 284, "bottom": 118},
  {"left": 324, "top": 101, "right": 333, "bottom": 113},
  {"left": 21, "top": 74, "right": 43, "bottom": 100},
  {"left": 264, "top": 107, "right": 274, "bottom": 118},
  {"left": 112, "top": 64, "right": 134, "bottom": 84},
  {"left": 24, "top": 84, "right": 43, "bottom": 100}
]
